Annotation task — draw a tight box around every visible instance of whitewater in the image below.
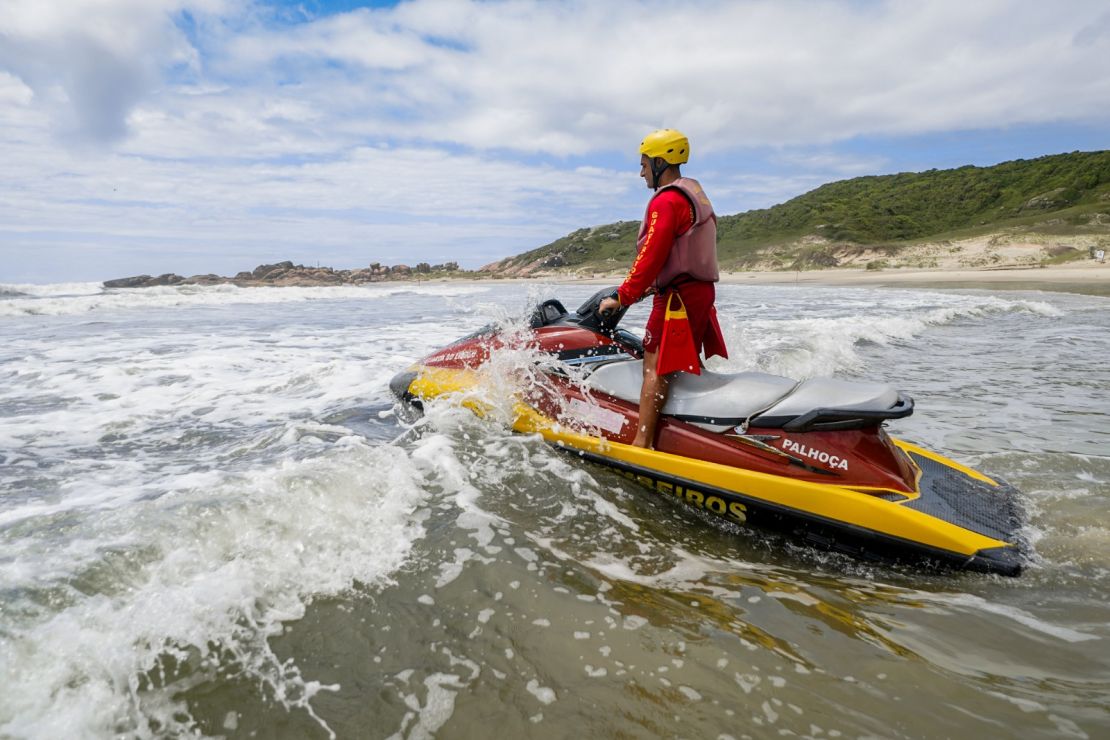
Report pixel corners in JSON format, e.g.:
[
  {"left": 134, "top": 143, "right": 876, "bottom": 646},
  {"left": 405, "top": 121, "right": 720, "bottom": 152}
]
[{"left": 1, "top": 280, "right": 1107, "bottom": 738}]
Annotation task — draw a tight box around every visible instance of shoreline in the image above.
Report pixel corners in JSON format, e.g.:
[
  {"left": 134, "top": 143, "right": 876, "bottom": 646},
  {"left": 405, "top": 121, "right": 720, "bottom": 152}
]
[
  {"left": 720, "top": 262, "right": 1110, "bottom": 285},
  {"left": 717, "top": 262, "right": 1110, "bottom": 295},
  {"left": 551, "top": 262, "right": 1110, "bottom": 296},
  {"left": 90, "top": 262, "right": 1110, "bottom": 298}
]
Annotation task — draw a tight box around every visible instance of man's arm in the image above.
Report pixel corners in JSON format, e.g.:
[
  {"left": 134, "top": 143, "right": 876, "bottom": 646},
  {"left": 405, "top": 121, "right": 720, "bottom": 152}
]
[{"left": 616, "top": 191, "right": 690, "bottom": 306}]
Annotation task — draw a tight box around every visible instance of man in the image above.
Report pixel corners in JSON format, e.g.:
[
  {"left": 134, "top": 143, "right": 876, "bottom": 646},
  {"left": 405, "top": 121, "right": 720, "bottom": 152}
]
[{"left": 599, "top": 128, "right": 727, "bottom": 449}]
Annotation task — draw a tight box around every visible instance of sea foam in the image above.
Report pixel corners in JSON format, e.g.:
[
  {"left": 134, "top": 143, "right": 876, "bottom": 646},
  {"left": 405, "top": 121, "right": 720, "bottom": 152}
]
[{"left": 0, "top": 282, "right": 491, "bottom": 318}]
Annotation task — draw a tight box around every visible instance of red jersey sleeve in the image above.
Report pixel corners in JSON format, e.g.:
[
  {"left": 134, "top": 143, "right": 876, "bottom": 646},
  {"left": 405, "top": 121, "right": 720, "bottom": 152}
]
[{"left": 617, "top": 189, "right": 693, "bottom": 306}]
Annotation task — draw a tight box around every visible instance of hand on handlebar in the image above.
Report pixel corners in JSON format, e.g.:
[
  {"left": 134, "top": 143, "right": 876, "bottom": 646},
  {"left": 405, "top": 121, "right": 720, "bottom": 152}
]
[{"left": 598, "top": 296, "right": 621, "bottom": 317}]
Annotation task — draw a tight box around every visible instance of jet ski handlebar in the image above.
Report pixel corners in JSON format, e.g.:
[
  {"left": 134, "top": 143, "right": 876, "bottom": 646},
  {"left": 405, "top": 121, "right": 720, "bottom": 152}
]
[
  {"left": 576, "top": 286, "right": 628, "bottom": 333},
  {"left": 526, "top": 287, "right": 643, "bottom": 355}
]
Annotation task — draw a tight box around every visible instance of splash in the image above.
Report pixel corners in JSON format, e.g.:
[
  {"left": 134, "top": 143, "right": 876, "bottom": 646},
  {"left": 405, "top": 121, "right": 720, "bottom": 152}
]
[{"left": 0, "top": 431, "right": 471, "bottom": 738}]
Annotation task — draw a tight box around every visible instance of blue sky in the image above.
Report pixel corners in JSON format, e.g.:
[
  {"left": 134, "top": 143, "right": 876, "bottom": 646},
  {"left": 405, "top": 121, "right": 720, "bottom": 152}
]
[{"left": 1, "top": 0, "right": 1108, "bottom": 283}]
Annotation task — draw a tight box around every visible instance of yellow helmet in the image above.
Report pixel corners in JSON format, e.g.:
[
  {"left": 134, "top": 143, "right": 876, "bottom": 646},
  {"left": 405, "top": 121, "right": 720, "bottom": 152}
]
[{"left": 639, "top": 128, "right": 689, "bottom": 165}]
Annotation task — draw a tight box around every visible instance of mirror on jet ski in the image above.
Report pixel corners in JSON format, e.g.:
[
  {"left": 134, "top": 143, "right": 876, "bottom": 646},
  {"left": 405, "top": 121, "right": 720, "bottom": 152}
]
[{"left": 576, "top": 286, "right": 628, "bottom": 334}]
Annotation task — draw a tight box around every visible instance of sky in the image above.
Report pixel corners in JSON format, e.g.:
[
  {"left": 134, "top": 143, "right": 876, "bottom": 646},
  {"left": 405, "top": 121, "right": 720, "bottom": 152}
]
[{"left": 1, "top": 0, "right": 1109, "bottom": 283}]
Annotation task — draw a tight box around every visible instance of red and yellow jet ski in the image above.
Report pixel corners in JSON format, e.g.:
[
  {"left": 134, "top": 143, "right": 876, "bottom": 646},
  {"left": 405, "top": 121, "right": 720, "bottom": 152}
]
[{"left": 390, "top": 288, "right": 1027, "bottom": 576}]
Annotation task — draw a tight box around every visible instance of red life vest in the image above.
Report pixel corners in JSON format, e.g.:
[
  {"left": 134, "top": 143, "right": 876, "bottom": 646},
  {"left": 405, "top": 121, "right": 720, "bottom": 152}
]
[{"left": 635, "top": 177, "right": 719, "bottom": 290}]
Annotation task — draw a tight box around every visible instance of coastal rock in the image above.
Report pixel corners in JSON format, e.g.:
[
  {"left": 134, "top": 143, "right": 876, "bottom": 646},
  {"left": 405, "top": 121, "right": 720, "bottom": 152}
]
[
  {"left": 103, "top": 273, "right": 185, "bottom": 288},
  {"left": 183, "top": 274, "right": 223, "bottom": 285},
  {"left": 252, "top": 261, "right": 295, "bottom": 280},
  {"left": 104, "top": 260, "right": 465, "bottom": 288},
  {"left": 103, "top": 275, "right": 154, "bottom": 288}
]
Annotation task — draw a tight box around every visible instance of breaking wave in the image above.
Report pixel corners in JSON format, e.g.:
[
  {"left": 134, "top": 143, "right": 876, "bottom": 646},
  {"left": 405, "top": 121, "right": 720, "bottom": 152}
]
[
  {"left": 713, "top": 287, "right": 1065, "bottom": 378},
  {"left": 0, "top": 282, "right": 492, "bottom": 318}
]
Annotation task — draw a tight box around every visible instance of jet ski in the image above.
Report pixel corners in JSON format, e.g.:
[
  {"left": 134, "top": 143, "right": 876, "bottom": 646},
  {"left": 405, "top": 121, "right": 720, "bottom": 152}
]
[{"left": 390, "top": 287, "right": 1027, "bottom": 576}]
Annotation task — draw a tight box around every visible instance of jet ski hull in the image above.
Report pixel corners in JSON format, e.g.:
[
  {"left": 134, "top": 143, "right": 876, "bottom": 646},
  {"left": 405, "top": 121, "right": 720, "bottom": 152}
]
[{"left": 391, "top": 363, "right": 1025, "bottom": 576}]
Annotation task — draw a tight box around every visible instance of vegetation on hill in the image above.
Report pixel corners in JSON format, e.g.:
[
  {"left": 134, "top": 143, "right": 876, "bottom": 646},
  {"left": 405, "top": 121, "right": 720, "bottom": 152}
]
[{"left": 484, "top": 150, "right": 1110, "bottom": 275}]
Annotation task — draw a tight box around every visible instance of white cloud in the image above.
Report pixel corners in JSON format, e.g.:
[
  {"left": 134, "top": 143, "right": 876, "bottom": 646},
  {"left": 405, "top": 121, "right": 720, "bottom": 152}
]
[
  {"left": 2, "top": 0, "right": 1109, "bottom": 281},
  {"left": 5, "top": 0, "right": 1110, "bottom": 155},
  {"left": 0, "top": 0, "right": 227, "bottom": 143},
  {"left": 0, "top": 71, "right": 34, "bottom": 106},
  {"left": 767, "top": 151, "right": 890, "bottom": 178},
  {"left": 190, "top": 0, "right": 1110, "bottom": 153},
  {"left": 0, "top": 102, "right": 635, "bottom": 280}
]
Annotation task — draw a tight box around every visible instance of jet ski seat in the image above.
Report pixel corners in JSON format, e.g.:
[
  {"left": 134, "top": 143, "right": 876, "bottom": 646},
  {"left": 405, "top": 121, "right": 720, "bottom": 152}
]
[
  {"left": 586, "top": 360, "right": 797, "bottom": 432},
  {"left": 751, "top": 377, "right": 912, "bottom": 431},
  {"left": 585, "top": 360, "right": 913, "bottom": 433}
]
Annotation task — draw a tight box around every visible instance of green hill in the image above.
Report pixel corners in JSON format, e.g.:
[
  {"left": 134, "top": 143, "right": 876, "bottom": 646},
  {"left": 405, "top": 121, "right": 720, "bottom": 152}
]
[{"left": 484, "top": 150, "right": 1110, "bottom": 275}]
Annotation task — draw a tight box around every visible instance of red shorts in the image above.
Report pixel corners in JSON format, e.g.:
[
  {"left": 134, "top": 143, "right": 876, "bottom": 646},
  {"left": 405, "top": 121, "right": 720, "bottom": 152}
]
[{"left": 642, "top": 280, "right": 717, "bottom": 355}]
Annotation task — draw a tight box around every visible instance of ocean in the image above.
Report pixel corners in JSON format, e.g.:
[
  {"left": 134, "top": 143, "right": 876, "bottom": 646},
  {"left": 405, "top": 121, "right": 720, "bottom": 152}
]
[{"left": 1, "top": 279, "right": 1108, "bottom": 739}]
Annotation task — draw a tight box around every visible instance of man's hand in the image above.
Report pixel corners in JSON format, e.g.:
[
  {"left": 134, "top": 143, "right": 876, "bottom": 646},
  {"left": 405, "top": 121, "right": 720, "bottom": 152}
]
[{"left": 598, "top": 296, "right": 621, "bottom": 316}]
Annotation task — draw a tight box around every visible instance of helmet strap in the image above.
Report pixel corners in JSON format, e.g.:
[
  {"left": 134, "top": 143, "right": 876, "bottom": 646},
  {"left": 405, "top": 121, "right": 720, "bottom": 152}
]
[{"left": 650, "top": 157, "right": 671, "bottom": 190}]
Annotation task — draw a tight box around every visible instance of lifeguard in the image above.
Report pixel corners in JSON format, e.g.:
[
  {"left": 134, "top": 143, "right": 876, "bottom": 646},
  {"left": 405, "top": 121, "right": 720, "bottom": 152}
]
[{"left": 598, "top": 129, "right": 728, "bottom": 449}]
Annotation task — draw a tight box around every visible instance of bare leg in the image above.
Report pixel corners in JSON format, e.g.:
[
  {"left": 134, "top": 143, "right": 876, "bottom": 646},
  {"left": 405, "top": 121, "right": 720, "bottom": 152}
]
[{"left": 632, "top": 351, "right": 670, "bottom": 449}]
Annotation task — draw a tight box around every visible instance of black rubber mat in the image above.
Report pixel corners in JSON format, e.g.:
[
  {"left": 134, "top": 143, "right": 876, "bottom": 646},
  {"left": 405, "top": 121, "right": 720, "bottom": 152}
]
[{"left": 905, "top": 451, "right": 1025, "bottom": 543}]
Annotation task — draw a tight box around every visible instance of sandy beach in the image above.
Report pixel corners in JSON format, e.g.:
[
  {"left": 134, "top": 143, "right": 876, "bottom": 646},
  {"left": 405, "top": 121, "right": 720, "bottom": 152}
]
[
  {"left": 717, "top": 261, "right": 1110, "bottom": 295},
  {"left": 521, "top": 229, "right": 1110, "bottom": 296}
]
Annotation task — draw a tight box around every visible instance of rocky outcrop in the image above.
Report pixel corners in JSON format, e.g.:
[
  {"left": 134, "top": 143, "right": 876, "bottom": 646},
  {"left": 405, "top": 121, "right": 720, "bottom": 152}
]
[
  {"left": 103, "top": 261, "right": 466, "bottom": 289},
  {"left": 103, "top": 275, "right": 155, "bottom": 288},
  {"left": 1021, "top": 188, "right": 1068, "bottom": 211},
  {"left": 103, "top": 273, "right": 184, "bottom": 288}
]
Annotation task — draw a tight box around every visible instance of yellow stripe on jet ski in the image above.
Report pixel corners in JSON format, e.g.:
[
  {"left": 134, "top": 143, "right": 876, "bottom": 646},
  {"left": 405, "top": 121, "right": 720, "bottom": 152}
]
[
  {"left": 891, "top": 439, "right": 1000, "bottom": 486},
  {"left": 403, "top": 364, "right": 1011, "bottom": 558}
]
